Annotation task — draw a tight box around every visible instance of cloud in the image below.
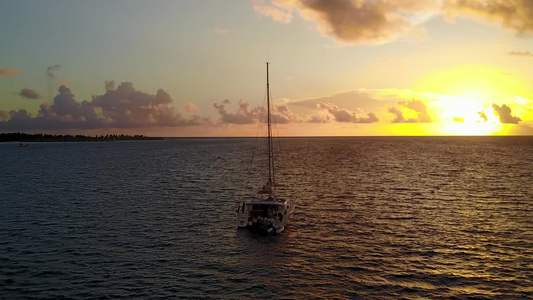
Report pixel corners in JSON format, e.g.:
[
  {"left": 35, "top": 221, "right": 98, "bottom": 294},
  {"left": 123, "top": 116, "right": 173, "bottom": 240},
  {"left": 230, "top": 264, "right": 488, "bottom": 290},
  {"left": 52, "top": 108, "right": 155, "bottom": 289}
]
[
  {"left": 19, "top": 89, "right": 40, "bottom": 99},
  {"left": 44, "top": 85, "right": 98, "bottom": 122},
  {"left": 9, "top": 109, "right": 32, "bottom": 120},
  {"left": 291, "top": 90, "right": 400, "bottom": 120},
  {"left": 185, "top": 102, "right": 198, "bottom": 113},
  {"left": 272, "top": 105, "right": 301, "bottom": 123},
  {"left": 212, "top": 99, "right": 302, "bottom": 124},
  {"left": 317, "top": 102, "right": 378, "bottom": 123},
  {"left": 0, "top": 82, "right": 206, "bottom": 130},
  {"left": 254, "top": 0, "right": 533, "bottom": 44},
  {"left": 478, "top": 111, "right": 488, "bottom": 122},
  {"left": 512, "top": 96, "right": 532, "bottom": 105},
  {"left": 491, "top": 103, "right": 521, "bottom": 124},
  {"left": 317, "top": 102, "right": 357, "bottom": 122},
  {"left": 453, "top": 116, "right": 464, "bottom": 123},
  {"left": 0, "top": 66, "right": 21, "bottom": 75},
  {"left": 47, "top": 64, "right": 61, "bottom": 78},
  {"left": 443, "top": 0, "right": 533, "bottom": 35},
  {"left": 213, "top": 27, "right": 231, "bottom": 35},
  {"left": 213, "top": 99, "right": 265, "bottom": 124},
  {"left": 252, "top": 0, "right": 438, "bottom": 44},
  {"left": 105, "top": 80, "right": 115, "bottom": 91},
  {"left": 91, "top": 82, "right": 204, "bottom": 127},
  {"left": 57, "top": 78, "right": 70, "bottom": 86},
  {"left": 509, "top": 51, "right": 533, "bottom": 56},
  {"left": 307, "top": 113, "right": 332, "bottom": 123},
  {"left": 388, "top": 99, "right": 435, "bottom": 123},
  {"left": 401, "top": 99, "right": 434, "bottom": 122},
  {"left": 388, "top": 106, "right": 416, "bottom": 123},
  {"left": 252, "top": 0, "right": 294, "bottom": 23},
  {"left": 46, "top": 65, "right": 61, "bottom": 101},
  {"left": 0, "top": 110, "right": 9, "bottom": 120}
]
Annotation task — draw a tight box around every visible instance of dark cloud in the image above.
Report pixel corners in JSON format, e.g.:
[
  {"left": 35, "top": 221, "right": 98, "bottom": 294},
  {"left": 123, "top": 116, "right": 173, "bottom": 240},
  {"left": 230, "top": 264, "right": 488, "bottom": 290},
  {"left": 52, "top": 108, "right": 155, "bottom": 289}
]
[
  {"left": 256, "top": 0, "right": 533, "bottom": 44},
  {"left": 491, "top": 103, "right": 521, "bottom": 124},
  {"left": 478, "top": 111, "right": 488, "bottom": 122},
  {"left": 47, "top": 64, "right": 61, "bottom": 77},
  {"left": 509, "top": 51, "right": 533, "bottom": 56},
  {"left": 91, "top": 82, "right": 201, "bottom": 127},
  {"left": 0, "top": 110, "right": 8, "bottom": 120},
  {"left": 9, "top": 109, "right": 32, "bottom": 120},
  {"left": 19, "top": 88, "right": 40, "bottom": 99},
  {"left": 444, "top": 0, "right": 533, "bottom": 35},
  {"left": 45, "top": 86, "right": 98, "bottom": 122},
  {"left": 255, "top": 0, "right": 434, "bottom": 44},
  {"left": 317, "top": 102, "right": 379, "bottom": 123},
  {"left": 0, "top": 66, "right": 21, "bottom": 75},
  {"left": 105, "top": 80, "right": 115, "bottom": 91},
  {"left": 0, "top": 82, "right": 206, "bottom": 130},
  {"left": 296, "top": 0, "right": 410, "bottom": 44},
  {"left": 388, "top": 100, "right": 434, "bottom": 123}
]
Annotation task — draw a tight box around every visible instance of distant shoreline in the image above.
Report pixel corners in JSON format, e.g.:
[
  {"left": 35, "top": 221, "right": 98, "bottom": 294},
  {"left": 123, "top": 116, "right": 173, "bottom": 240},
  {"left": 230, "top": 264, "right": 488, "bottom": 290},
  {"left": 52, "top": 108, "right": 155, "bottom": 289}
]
[
  {"left": 1, "top": 132, "right": 532, "bottom": 142},
  {"left": 0, "top": 132, "right": 163, "bottom": 143}
]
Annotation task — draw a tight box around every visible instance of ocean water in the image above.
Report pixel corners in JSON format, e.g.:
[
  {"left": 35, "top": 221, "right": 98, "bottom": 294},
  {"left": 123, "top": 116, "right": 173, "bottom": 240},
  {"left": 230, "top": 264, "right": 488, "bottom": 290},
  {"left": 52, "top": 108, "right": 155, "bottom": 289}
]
[{"left": 1, "top": 137, "right": 532, "bottom": 299}]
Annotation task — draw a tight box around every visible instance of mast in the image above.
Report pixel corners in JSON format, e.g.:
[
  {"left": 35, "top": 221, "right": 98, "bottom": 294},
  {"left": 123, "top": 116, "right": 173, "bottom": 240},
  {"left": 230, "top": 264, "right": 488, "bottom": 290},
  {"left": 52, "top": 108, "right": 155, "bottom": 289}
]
[{"left": 266, "top": 62, "right": 275, "bottom": 194}]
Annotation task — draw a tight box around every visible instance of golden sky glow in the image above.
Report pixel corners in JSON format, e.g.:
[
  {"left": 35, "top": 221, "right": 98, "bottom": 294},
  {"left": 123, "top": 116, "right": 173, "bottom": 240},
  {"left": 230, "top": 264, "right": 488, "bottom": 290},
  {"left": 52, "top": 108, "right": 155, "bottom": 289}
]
[{"left": 1, "top": 1, "right": 532, "bottom": 136}]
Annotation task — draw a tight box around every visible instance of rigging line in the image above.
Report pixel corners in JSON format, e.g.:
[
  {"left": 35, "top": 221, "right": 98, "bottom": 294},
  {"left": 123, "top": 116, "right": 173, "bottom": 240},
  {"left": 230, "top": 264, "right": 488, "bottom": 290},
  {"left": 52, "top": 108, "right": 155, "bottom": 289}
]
[
  {"left": 272, "top": 109, "right": 285, "bottom": 196},
  {"left": 247, "top": 83, "right": 269, "bottom": 194},
  {"left": 266, "top": 62, "right": 272, "bottom": 182},
  {"left": 269, "top": 85, "right": 284, "bottom": 166}
]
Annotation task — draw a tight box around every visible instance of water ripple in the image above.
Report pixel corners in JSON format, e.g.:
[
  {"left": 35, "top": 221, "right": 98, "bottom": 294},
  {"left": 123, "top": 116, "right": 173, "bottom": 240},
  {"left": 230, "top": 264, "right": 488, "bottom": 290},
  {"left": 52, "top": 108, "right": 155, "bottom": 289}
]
[{"left": 1, "top": 137, "right": 532, "bottom": 299}]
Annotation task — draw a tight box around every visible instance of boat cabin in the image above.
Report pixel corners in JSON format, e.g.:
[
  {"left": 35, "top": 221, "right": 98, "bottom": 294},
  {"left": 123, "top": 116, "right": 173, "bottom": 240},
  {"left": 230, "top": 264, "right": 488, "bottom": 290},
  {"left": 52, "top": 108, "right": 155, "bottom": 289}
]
[{"left": 236, "top": 198, "right": 287, "bottom": 229}]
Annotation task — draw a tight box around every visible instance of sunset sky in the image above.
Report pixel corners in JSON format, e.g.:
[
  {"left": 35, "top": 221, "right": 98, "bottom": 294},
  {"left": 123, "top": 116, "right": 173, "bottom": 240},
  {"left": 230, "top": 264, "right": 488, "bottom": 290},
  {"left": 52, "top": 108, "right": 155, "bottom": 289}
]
[{"left": 1, "top": 0, "right": 532, "bottom": 137}]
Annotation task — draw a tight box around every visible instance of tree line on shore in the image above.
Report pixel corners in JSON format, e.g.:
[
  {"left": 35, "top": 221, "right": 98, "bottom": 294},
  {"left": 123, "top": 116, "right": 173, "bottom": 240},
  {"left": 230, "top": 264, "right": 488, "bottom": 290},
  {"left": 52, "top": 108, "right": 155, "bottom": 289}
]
[{"left": 0, "top": 132, "right": 163, "bottom": 142}]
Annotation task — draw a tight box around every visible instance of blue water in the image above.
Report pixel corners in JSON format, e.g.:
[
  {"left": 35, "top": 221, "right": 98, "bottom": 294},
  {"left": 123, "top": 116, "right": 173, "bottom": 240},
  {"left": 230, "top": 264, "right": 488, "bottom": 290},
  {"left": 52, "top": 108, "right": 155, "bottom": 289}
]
[{"left": 1, "top": 137, "right": 532, "bottom": 299}]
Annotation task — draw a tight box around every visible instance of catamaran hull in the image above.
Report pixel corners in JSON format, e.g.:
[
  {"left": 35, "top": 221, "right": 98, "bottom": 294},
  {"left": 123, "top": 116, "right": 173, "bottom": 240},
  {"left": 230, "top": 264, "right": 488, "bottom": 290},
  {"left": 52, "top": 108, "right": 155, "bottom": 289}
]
[{"left": 236, "top": 200, "right": 295, "bottom": 234}]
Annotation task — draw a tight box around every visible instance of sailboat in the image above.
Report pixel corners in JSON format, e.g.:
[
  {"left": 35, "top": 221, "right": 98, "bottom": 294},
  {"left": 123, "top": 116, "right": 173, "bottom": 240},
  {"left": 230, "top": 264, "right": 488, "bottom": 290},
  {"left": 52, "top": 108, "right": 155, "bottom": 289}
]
[{"left": 236, "top": 63, "right": 295, "bottom": 234}]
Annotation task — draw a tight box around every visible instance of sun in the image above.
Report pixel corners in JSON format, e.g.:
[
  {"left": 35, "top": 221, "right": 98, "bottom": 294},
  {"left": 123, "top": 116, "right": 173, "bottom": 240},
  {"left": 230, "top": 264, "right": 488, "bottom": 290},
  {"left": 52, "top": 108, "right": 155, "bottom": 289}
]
[{"left": 415, "top": 64, "right": 532, "bottom": 135}]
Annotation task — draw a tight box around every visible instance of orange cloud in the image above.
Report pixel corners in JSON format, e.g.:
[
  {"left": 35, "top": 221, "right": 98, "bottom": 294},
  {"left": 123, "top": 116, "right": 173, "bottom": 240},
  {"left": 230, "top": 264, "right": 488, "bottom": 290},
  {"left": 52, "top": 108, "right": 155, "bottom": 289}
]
[
  {"left": 185, "top": 102, "right": 197, "bottom": 113},
  {"left": 57, "top": 78, "right": 70, "bottom": 86},
  {"left": 0, "top": 66, "right": 21, "bottom": 75},
  {"left": 252, "top": 0, "right": 294, "bottom": 23}
]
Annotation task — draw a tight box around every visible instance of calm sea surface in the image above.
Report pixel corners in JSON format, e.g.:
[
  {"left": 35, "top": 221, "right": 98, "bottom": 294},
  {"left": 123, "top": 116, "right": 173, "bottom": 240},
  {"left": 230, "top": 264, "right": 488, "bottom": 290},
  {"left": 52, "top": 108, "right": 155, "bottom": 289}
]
[{"left": 1, "top": 137, "right": 532, "bottom": 299}]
